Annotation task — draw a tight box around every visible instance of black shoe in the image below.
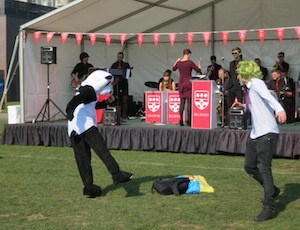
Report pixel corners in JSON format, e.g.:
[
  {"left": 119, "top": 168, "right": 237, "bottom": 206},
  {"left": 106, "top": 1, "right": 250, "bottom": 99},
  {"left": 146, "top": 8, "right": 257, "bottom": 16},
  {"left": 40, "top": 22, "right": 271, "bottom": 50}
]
[
  {"left": 253, "top": 208, "right": 277, "bottom": 221},
  {"left": 112, "top": 171, "right": 133, "bottom": 185},
  {"left": 272, "top": 186, "right": 280, "bottom": 198},
  {"left": 179, "top": 121, "right": 184, "bottom": 126},
  {"left": 186, "top": 121, "right": 191, "bottom": 126},
  {"left": 83, "top": 184, "right": 102, "bottom": 198}
]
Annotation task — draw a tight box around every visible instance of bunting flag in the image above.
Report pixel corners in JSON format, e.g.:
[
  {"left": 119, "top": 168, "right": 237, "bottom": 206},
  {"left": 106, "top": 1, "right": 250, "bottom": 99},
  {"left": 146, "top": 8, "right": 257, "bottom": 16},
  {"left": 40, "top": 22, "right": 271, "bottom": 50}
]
[
  {"left": 238, "top": 30, "right": 247, "bottom": 44},
  {"left": 28, "top": 26, "right": 300, "bottom": 47},
  {"left": 46, "top": 32, "right": 55, "bottom": 43},
  {"left": 61, "top": 32, "right": 69, "bottom": 45},
  {"left": 168, "top": 33, "right": 177, "bottom": 46},
  {"left": 220, "top": 31, "right": 229, "bottom": 45},
  {"left": 186, "top": 33, "right": 194, "bottom": 46},
  {"left": 136, "top": 34, "right": 145, "bottom": 47},
  {"left": 33, "top": 31, "right": 42, "bottom": 43},
  {"left": 104, "top": 34, "right": 112, "bottom": 46},
  {"left": 295, "top": 27, "right": 300, "bottom": 39},
  {"left": 152, "top": 33, "right": 160, "bottom": 47},
  {"left": 257, "top": 29, "right": 266, "bottom": 44},
  {"left": 75, "top": 33, "right": 83, "bottom": 46},
  {"left": 202, "top": 32, "right": 211, "bottom": 46},
  {"left": 276, "top": 28, "right": 285, "bottom": 42},
  {"left": 89, "top": 33, "right": 97, "bottom": 46},
  {"left": 120, "top": 34, "right": 127, "bottom": 46}
]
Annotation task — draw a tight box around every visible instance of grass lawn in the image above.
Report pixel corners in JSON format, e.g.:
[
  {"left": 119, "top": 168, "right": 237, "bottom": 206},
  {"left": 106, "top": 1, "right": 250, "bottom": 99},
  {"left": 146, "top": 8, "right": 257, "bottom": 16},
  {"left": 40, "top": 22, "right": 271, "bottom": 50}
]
[{"left": 0, "top": 146, "right": 299, "bottom": 230}]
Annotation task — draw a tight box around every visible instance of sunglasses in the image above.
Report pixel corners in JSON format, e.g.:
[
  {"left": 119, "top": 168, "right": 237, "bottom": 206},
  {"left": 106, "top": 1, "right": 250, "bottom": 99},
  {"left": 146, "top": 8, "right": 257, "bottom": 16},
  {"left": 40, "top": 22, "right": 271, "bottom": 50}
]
[{"left": 232, "top": 52, "right": 239, "bottom": 55}]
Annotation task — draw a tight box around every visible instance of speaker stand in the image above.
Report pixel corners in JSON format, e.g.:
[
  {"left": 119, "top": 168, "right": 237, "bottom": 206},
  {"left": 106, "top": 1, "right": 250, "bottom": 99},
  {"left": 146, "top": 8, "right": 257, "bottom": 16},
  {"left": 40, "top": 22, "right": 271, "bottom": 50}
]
[{"left": 35, "top": 64, "right": 66, "bottom": 122}]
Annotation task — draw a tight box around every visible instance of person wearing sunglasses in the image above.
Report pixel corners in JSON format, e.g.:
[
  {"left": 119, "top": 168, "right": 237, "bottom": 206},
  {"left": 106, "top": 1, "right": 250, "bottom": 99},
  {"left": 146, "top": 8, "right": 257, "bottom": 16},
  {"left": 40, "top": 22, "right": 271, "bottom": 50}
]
[
  {"left": 274, "top": 52, "right": 289, "bottom": 73},
  {"left": 228, "top": 47, "right": 243, "bottom": 109}
]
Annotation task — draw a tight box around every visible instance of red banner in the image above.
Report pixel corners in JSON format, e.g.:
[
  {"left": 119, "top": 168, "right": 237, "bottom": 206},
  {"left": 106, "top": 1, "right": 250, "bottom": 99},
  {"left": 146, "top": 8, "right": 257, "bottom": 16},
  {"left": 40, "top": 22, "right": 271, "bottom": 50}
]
[
  {"left": 89, "top": 33, "right": 97, "bottom": 46},
  {"left": 295, "top": 27, "right": 300, "bottom": 39},
  {"left": 166, "top": 91, "right": 180, "bottom": 124},
  {"left": 257, "top": 29, "right": 266, "bottom": 44},
  {"left": 75, "top": 33, "right": 83, "bottom": 46},
  {"left": 46, "top": 32, "right": 55, "bottom": 43},
  {"left": 276, "top": 28, "right": 285, "bottom": 42},
  {"left": 191, "top": 80, "right": 217, "bottom": 129},
  {"left": 186, "top": 33, "right": 194, "bottom": 47},
  {"left": 152, "top": 33, "right": 160, "bottom": 47},
  {"left": 120, "top": 34, "right": 127, "bottom": 46},
  {"left": 220, "top": 32, "right": 229, "bottom": 45},
  {"left": 202, "top": 32, "right": 211, "bottom": 46},
  {"left": 294, "top": 27, "right": 300, "bottom": 39},
  {"left": 238, "top": 30, "right": 247, "bottom": 44},
  {"left": 33, "top": 31, "right": 41, "bottom": 43},
  {"left": 61, "top": 32, "right": 69, "bottom": 45},
  {"left": 104, "top": 34, "right": 112, "bottom": 46},
  {"left": 168, "top": 33, "right": 177, "bottom": 46},
  {"left": 136, "top": 34, "right": 145, "bottom": 47},
  {"left": 145, "top": 91, "right": 165, "bottom": 123}
]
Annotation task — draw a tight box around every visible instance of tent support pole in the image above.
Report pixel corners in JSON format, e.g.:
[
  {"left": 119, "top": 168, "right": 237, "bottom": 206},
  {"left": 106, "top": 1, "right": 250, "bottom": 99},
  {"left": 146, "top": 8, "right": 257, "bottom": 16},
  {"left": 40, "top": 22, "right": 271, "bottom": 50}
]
[{"left": 0, "top": 35, "right": 19, "bottom": 111}]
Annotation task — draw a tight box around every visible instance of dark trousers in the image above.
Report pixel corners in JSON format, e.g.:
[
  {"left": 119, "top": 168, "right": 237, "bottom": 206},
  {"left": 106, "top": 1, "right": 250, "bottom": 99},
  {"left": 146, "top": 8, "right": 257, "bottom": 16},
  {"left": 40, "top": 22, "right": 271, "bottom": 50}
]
[
  {"left": 70, "top": 126, "right": 120, "bottom": 187},
  {"left": 244, "top": 133, "right": 279, "bottom": 209},
  {"left": 179, "top": 98, "right": 191, "bottom": 124},
  {"left": 227, "top": 86, "right": 243, "bottom": 108}
]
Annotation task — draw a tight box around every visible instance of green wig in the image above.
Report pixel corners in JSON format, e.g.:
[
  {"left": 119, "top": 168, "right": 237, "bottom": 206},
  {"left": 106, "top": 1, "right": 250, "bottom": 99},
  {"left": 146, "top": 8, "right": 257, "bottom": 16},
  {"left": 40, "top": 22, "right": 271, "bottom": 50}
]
[{"left": 236, "top": 60, "right": 263, "bottom": 80}]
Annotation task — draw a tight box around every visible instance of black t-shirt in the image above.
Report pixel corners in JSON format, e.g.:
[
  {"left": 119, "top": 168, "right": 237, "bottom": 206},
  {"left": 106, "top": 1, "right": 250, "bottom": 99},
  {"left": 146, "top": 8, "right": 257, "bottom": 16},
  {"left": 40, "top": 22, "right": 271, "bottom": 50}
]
[{"left": 71, "top": 62, "right": 94, "bottom": 79}]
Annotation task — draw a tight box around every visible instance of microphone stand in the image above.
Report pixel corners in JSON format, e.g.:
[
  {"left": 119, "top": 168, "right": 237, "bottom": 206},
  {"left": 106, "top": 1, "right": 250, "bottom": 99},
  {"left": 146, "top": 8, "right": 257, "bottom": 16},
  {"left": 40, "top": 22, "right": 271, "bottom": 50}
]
[{"left": 221, "top": 57, "right": 225, "bottom": 127}]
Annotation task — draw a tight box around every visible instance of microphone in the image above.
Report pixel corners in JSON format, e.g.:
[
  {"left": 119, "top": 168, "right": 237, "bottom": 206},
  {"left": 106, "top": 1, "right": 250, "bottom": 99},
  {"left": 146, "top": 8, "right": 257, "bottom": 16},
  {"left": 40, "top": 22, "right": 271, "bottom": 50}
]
[{"left": 221, "top": 57, "right": 224, "bottom": 61}]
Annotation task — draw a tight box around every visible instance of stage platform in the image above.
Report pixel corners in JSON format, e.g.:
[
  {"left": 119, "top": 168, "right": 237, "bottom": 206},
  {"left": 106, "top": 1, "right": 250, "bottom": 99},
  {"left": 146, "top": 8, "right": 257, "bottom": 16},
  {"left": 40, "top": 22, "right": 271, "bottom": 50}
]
[{"left": 1, "top": 119, "right": 299, "bottom": 159}]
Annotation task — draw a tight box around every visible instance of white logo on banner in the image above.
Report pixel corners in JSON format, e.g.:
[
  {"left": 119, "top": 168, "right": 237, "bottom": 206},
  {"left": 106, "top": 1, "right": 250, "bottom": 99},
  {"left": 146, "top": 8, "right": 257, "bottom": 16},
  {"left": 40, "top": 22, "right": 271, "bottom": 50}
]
[
  {"left": 169, "top": 96, "right": 180, "bottom": 113},
  {"left": 148, "top": 96, "right": 160, "bottom": 112},
  {"left": 194, "top": 90, "right": 209, "bottom": 110}
]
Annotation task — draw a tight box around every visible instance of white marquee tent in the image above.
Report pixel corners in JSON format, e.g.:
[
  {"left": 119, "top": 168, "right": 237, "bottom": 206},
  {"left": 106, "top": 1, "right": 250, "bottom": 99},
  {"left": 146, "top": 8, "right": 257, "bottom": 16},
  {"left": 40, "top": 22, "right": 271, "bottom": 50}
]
[{"left": 12, "top": 0, "right": 300, "bottom": 122}]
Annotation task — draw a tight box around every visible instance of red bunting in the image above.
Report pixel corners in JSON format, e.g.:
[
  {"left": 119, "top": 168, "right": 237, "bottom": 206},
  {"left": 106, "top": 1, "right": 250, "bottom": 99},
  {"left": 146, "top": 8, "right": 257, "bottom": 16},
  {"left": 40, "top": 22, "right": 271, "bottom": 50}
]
[
  {"left": 136, "top": 34, "right": 145, "bottom": 47},
  {"left": 152, "top": 33, "right": 160, "bottom": 47},
  {"left": 120, "top": 34, "right": 127, "bottom": 46},
  {"left": 185, "top": 33, "right": 194, "bottom": 47},
  {"left": 257, "top": 30, "right": 266, "bottom": 44},
  {"left": 104, "top": 34, "right": 112, "bottom": 46},
  {"left": 276, "top": 28, "right": 284, "bottom": 42},
  {"left": 220, "top": 32, "right": 229, "bottom": 45},
  {"left": 89, "top": 33, "right": 97, "bottom": 46},
  {"left": 238, "top": 30, "right": 247, "bottom": 44},
  {"left": 202, "top": 32, "right": 211, "bottom": 46},
  {"left": 33, "top": 31, "right": 41, "bottom": 43},
  {"left": 295, "top": 27, "right": 300, "bottom": 39},
  {"left": 75, "top": 34, "right": 83, "bottom": 46},
  {"left": 46, "top": 32, "right": 55, "bottom": 43},
  {"left": 61, "top": 32, "right": 69, "bottom": 45},
  {"left": 168, "top": 33, "right": 177, "bottom": 46}
]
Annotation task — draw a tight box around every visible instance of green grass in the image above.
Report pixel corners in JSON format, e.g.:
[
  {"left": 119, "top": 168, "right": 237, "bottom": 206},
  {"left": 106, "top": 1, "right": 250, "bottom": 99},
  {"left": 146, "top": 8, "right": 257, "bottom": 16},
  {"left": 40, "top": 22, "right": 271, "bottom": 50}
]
[{"left": 0, "top": 146, "right": 299, "bottom": 230}]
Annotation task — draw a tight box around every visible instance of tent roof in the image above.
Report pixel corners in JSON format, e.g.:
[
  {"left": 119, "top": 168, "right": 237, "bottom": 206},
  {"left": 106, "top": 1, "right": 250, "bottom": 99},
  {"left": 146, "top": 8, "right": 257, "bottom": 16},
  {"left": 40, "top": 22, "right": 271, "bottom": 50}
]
[{"left": 20, "top": 0, "right": 219, "bottom": 34}]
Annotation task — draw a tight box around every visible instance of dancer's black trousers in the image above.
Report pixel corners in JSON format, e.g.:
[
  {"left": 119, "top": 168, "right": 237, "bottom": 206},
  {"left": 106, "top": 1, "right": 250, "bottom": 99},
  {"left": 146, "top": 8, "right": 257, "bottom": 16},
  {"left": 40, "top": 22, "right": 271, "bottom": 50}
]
[{"left": 70, "top": 126, "right": 120, "bottom": 186}]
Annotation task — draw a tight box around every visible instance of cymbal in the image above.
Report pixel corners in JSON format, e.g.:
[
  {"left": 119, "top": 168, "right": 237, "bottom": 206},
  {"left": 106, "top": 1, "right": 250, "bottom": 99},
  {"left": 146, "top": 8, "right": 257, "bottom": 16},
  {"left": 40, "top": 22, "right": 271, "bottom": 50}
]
[{"left": 145, "top": 81, "right": 159, "bottom": 89}]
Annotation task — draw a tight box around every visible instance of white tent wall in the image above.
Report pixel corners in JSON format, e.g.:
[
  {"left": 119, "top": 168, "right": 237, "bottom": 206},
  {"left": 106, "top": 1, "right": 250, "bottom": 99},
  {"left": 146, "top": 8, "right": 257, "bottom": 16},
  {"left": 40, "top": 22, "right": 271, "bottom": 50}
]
[{"left": 20, "top": 0, "right": 300, "bottom": 122}]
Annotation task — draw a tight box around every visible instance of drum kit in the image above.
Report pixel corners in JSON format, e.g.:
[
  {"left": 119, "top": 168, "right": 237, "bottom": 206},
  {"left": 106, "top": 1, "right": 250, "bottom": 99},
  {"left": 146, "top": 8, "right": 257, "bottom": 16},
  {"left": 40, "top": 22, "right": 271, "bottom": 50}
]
[{"left": 144, "top": 81, "right": 159, "bottom": 89}]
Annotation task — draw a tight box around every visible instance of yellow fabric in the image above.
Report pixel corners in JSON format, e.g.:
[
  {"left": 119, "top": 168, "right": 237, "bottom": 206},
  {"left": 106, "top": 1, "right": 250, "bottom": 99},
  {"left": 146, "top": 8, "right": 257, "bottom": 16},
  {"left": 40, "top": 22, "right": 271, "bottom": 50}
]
[{"left": 185, "top": 175, "right": 215, "bottom": 193}]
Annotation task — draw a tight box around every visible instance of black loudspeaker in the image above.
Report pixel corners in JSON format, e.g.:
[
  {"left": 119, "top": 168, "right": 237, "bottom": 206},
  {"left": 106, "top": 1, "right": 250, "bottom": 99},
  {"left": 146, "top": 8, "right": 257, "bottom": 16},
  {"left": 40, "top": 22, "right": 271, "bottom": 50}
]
[
  {"left": 228, "top": 109, "right": 247, "bottom": 130},
  {"left": 103, "top": 106, "right": 121, "bottom": 126},
  {"left": 41, "top": 46, "right": 57, "bottom": 64}
]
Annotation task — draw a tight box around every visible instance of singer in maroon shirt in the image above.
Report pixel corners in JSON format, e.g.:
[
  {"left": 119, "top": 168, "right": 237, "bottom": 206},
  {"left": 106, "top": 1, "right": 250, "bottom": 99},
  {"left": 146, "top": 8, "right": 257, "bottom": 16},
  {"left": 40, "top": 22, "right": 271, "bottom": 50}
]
[{"left": 173, "top": 49, "right": 202, "bottom": 126}]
